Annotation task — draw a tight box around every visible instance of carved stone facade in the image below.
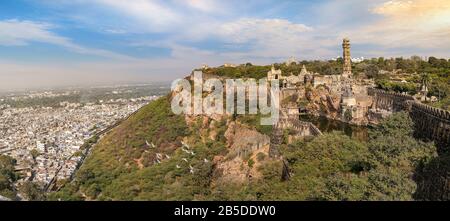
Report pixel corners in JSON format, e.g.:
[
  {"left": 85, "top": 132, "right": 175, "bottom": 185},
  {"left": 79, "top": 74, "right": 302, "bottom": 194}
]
[{"left": 342, "top": 38, "right": 352, "bottom": 78}]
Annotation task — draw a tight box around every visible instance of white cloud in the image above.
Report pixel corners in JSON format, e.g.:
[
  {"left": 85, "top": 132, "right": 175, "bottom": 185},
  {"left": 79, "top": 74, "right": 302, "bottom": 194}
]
[
  {"left": 348, "top": 0, "right": 450, "bottom": 50},
  {"left": 218, "top": 18, "right": 312, "bottom": 43},
  {"left": 104, "top": 29, "right": 127, "bottom": 34},
  {"left": 94, "top": 0, "right": 181, "bottom": 31},
  {"left": 212, "top": 18, "right": 328, "bottom": 59},
  {"left": 0, "top": 19, "right": 134, "bottom": 60},
  {"left": 180, "top": 0, "right": 221, "bottom": 13},
  {"left": 0, "top": 20, "right": 65, "bottom": 46}
]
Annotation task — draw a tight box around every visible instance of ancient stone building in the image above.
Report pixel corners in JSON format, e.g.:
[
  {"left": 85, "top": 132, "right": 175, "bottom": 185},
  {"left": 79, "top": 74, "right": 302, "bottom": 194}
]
[
  {"left": 340, "top": 86, "right": 357, "bottom": 121},
  {"left": 299, "top": 65, "right": 309, "bottom": 82},
  {"left": 267, "top": 65, "right": 282, "bottom": 81},
  {"left": 342, "top": 38, "right": 352, "bottom": 78},
  {"left": 268, "top": 64, "right": 305, "bottom": 88}
]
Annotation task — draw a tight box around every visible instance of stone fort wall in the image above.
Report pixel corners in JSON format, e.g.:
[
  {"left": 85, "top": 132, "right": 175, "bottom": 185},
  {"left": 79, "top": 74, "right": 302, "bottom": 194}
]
[
  {"left": 410, "top": 102, "right": 450, "bottom": 153},
  {"left": 368, "top": 88, "right": 415, "bottom": 112},
  {"left": 368, "top": 88, "right": 450, "bottom": 153}
]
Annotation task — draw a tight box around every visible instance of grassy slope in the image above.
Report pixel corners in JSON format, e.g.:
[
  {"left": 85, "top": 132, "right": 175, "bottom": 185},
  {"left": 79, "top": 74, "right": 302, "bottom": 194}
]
[{"left": 51, "top": 96, "right": 192, "bottom": 200}]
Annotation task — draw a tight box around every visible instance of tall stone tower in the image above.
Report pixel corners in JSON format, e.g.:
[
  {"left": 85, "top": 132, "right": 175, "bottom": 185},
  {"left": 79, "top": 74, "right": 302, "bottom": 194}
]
[{"left": 342, "top": 38, "right": 352, "bottom": 77}]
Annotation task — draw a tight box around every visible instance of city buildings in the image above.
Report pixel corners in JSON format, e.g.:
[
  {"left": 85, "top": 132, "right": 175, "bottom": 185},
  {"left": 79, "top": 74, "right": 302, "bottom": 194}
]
[{"left": 0, "top": 90, "right": 159, "bottom": 188}]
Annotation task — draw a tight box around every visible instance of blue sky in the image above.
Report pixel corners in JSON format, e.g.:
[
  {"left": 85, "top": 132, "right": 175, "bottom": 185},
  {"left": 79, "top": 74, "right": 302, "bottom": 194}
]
[{"left": 0, "top": 0, "right": 449, "bottom": 90}]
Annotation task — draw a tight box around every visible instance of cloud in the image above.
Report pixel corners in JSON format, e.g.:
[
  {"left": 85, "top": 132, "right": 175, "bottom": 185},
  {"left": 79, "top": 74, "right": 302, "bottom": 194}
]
[
  {"left": 371, "top": 0, "right": 450, "bottom": 28},
  {"left": 372, "top": 0, "right": 449, "bottom": 16},
  {"left": 218, "top": 18, "right": 312, "bottom": 43},
  {"left": 126, "top": 15, "right": 323, "bottom": 60},
  {"left": 93, "top": 0, "right": 181, "bottom": 31},
  {"left": 0, "top": 19, "right": 134, "bottom": 60},
  {"left": 212, "top": 18, "right": 329, "bottom": 60},
  {"left": 347, "top": 0, "right": 450, "bottom": 50},
  {"left": 180, "top": 0, "right": 221, "bottom": 13},
  {"left": 0, "top": 20, "right": 64, "bottom": 46},
  {"left": 104, "top": 29, "right": 127, "bottom": 34},
  {"left": 2, "top": 0, "right": 450, "bottom": 91}
]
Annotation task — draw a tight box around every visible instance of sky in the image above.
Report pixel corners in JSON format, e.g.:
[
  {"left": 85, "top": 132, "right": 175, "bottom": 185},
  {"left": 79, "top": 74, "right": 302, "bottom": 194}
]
[{"left": 0, "top": 0, "right": 449, "bottom": 90}]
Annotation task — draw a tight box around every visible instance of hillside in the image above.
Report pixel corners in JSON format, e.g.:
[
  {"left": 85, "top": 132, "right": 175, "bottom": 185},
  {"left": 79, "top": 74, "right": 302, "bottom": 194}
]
[{"left": 48, "top": 92, "right": 442, "bottom": 200}]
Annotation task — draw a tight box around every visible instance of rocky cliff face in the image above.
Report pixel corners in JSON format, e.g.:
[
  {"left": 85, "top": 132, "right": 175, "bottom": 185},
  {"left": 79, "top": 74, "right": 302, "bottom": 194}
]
[
  {"left": 184, "top": 114, "right": 279, "bottom": 186},
  {"left": 213, "top": 122, "right": 271, "bottom": 184},
  {"left": 305, "top": 86, "right": 341, "bottom": 119}
]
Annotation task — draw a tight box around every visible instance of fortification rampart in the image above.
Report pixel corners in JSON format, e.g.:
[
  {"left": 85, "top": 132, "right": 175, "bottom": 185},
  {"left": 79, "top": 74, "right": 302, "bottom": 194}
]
[
  {"left": 274, "top": 118, "right": 322, "bottom": 137},
  {"left": 410, "top": 102, "right": 450, "bottom": 153},
  {"left": 368, "top": 88, "right": 450, "bottom": 152},
  {"left": 368, "top": 88, "right": 414, "bottom": 112},
  {"left": 269, "top": 118, "right": 322, "bottom": 158}
]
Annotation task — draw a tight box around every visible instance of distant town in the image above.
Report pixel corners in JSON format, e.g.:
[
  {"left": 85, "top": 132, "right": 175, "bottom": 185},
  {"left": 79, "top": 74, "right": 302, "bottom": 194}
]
[{"left": 0, "top": 84, "right": 169, "bottom": 192}]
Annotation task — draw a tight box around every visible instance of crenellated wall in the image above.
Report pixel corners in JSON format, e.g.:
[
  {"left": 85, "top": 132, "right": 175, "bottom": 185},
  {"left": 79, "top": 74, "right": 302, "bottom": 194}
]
[
  {"left": 274, "top": 118, "right": 323, "bottom": 137},
  {"left": 368, "top": 88, "right": 415, "bottom": 112},
  {"left": 410, "top": 102, "right": 450, "bottom": 153},
  {"left": 269, "top": 117, "right": 322, "bottom": 158},
  {"left": 368, "top": 88, "right": 450, "bottom": 153}
]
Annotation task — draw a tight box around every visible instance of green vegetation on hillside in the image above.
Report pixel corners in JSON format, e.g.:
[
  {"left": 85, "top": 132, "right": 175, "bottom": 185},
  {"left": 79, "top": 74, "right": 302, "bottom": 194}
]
[
  {"left": 245, "top": 112, "right": 436, "bottom": 200},
  {"left": 414, "top": 152, "right": 450, "bottom": 200},
  {"left": 50, "top": 96, "right": 222, "bottom": 200},
  {"left": 0, "top": 155, "right": 19, "bottom": 200},
  {"left": 201, "top": 60, "right": 344, "bottom": 79},
  {"left": 367, "top": 57, "right": 449, "bottom": 110}
]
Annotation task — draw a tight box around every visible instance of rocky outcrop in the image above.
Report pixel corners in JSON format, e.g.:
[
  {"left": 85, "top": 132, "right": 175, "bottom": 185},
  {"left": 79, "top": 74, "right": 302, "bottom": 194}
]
[
  {"left": 305, "top": 86, "right": 341, "bottom": 119},
  {"left": 224, "top": 122, "right": 270, "bottom": 150},
  {"left": 213, "top": 122, "right": 272, "bottom": 184}
]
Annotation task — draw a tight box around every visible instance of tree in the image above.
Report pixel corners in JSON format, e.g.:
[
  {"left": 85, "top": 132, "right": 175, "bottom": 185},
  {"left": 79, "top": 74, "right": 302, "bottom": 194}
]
[
  {"left": 30, "top": 149, "right": 40, "bottom": 162},
  {"left": 414, "top": 153, "right": 450, "bottom": 200},
  {"left": 420, "top": 73, "right": 431, "bottom": 89},
  {"left": 0, "top": 155, "right": 18, "bottom": 200},
  {"left": 365, "top": 64, "right": 379, "bottom": 78},
  {"left": 19, "top": 181, "right": 46, "bottom": 201},
  {"left": 365, "top": 112, "right": 436, "bottom": 200},
  {"left": 315, "top": 112, "right": 436, "bottom": 200}
]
